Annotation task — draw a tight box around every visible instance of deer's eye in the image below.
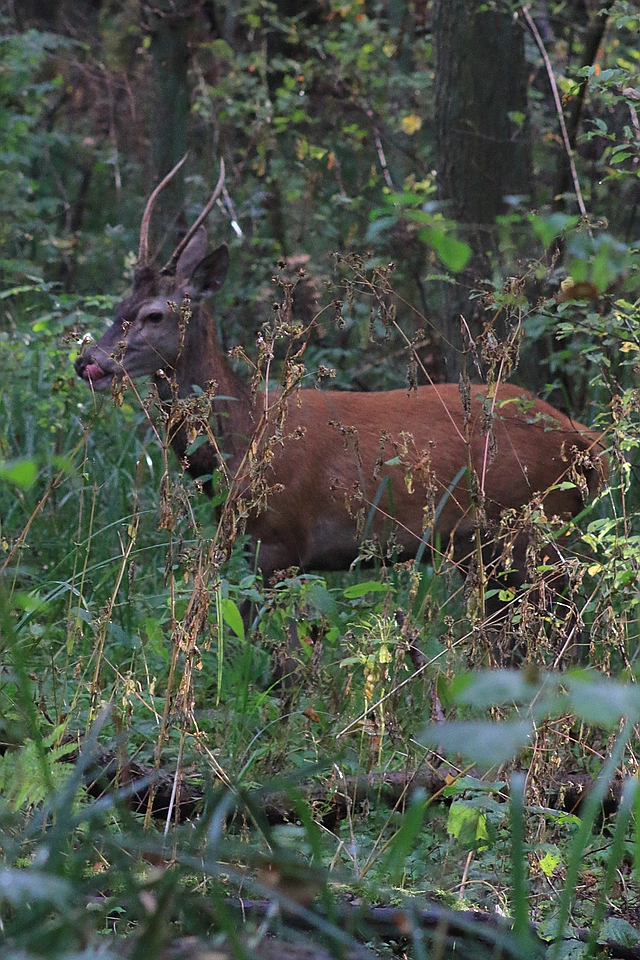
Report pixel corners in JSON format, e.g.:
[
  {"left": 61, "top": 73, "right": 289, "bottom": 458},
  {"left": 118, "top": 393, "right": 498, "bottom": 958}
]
[{"left": 146, "top": 311, "right": 164, "bottom": 324}]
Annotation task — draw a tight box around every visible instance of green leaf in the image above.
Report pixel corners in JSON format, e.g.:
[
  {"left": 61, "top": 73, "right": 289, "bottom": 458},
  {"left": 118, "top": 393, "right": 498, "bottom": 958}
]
[
  {"left": 303, "top": 581, "right": 338, "bottom": 617},
  {"left": 450, "top": 669, "right": 544, "bottom": 709},
  {"left": 528, "top": 212, "right": 580, "bottom": 247},
  {"left": 386, "top": 191, "right": 424, "bottom": 207},
  {"left": 404, "top": 208, "right": 434, "bottom": 225},
  {"left": 221, "top": 598, "right": 245, "bottom": 641},
  {"left": 597, "top": 918, "right": 640, "bottom": 947},
  {"left": 447, "top": 801, "right": 491, "bottom": 852},
  {"left": 564, "top": 675, "right": 640, "bottom": 727},
  {"left": 0, "top": 868, "right": 73, "bottom": 907},
  {"left": 419, "top": 227, "right": 471, "bottom": 272},
  {"left": 185, "top": 435, "right": 209, "bottom": 455},
  {"left": 0, "top": 284, "right": 44, "bottom": 300},
  {"left": 610, "top": 151, "right": 631, "bottom": 164},
  {"left": 419, "top": 720, "right": 533, "bottom": 765},
  {"left": 343, "top": 581, "right": 389, "bottom": 599},
  {"left": 0, "top": 458, "right": 38, "bottom": 490},
  {"left": 538, "top": 851, "right": 562, "bottom": 878}
]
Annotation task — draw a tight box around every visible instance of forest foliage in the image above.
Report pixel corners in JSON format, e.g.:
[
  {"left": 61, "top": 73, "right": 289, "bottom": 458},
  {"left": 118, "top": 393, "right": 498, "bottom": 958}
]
[{"left": 1, "top": 1, "right": 640, "bottom": 957}]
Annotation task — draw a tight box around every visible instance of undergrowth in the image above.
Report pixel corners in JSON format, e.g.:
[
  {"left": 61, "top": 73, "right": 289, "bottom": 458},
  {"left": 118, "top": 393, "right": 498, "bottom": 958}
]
[
  {"left": 2, "top": 6, "right": 640, "bottom": 956},
  {"left": 1, "top": 252, "right": 640, "bottom": 958}
]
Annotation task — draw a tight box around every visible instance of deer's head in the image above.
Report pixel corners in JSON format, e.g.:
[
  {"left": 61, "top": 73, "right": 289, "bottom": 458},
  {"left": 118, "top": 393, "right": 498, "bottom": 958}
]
[{"left": 75, "top": 158, "right": 228, "bottom": 391}]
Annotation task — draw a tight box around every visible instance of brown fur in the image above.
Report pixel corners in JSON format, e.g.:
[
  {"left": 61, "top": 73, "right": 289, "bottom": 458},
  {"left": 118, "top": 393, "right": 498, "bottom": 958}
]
[{"left": 75, "top": 234, "right": 607, "bottom": 587}]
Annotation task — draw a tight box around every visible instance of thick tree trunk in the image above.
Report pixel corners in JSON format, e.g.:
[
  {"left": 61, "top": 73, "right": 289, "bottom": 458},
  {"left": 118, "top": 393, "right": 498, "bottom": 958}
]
[
  {"left": 144, "top": 1, "right": 196, "bottom": 257},
  {"left": 434, "top": 1, "right": 531, "bottom": 379}
]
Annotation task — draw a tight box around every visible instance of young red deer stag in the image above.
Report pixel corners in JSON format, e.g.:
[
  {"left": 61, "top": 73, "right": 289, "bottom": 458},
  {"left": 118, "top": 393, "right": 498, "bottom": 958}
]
[{"left": 75, "top": 164, "right": 607, "bottom": 610}]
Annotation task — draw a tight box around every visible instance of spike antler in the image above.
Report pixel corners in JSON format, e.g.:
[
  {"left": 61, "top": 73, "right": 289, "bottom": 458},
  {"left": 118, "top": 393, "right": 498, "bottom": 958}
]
[
  {"left": 137, "top": 154, "right": 188, "bottom": 268},
  {"left": 161, "top": 159, "right": 226, "bottom": 276}
]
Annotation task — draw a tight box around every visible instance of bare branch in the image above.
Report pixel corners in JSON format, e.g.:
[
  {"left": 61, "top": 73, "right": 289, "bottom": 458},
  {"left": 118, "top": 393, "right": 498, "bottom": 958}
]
[{"left": 521, "top": 5, "right": 588, "bottom": 219}]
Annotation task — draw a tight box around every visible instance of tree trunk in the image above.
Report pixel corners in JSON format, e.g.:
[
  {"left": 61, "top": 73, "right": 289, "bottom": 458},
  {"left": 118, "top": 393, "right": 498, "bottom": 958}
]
[
  {"left": 144, "top": 1, "right": 196, "bottom": 257},
  {"left": 434, "top": 1, "right": 531, "bottom": 379}
]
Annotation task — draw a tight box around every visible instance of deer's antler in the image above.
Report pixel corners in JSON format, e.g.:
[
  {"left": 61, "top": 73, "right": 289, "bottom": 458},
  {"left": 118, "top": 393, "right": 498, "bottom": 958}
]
[
  {"left": 137, "top": 154, "right": 188, "bottom": 268},
  {"left": 161, "top": 159, "right": 226, "bottom": 276}
]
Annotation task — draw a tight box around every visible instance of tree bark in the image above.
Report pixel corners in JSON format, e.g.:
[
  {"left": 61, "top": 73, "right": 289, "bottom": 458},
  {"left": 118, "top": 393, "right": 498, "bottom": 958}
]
[
  {"left": 144, "top": 1, "right": 197, "bottom": 257},
  {"left": 434, "top": 1, "right": 531, "bottom": 379}
]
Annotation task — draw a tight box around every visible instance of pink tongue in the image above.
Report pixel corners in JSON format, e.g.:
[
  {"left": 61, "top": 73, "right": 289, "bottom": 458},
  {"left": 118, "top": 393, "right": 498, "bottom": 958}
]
[{"left": 84, "top": 362, "right": 106, "bottom": 382}]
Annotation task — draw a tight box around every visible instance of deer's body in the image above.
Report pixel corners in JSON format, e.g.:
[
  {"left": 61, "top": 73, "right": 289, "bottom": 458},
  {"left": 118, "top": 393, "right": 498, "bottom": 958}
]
[
  {"left": 199, "top": 381, "right": 603, "bottom": 578},
  {"left": 75, "top": 166, "right": 607, "bottom": 589}
]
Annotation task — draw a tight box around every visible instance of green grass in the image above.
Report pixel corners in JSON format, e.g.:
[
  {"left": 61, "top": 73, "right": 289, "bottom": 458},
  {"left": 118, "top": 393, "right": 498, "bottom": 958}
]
[{"left": 1, "top": 286, "right": 640, "bottom": 958}]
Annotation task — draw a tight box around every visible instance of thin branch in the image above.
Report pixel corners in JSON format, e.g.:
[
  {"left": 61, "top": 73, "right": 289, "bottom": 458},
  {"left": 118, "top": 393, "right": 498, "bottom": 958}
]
[
  {"left": 373, "top": 127, "right": 394, "bottom": 189},
  {"left": 521, "top": 5, "right": 588, "bottom": 218}
]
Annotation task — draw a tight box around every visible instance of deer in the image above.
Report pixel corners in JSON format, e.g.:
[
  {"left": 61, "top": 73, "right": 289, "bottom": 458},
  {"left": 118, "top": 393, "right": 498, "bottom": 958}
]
[{"left": 75, "top": 160, "right": 608, "bottom": 641}]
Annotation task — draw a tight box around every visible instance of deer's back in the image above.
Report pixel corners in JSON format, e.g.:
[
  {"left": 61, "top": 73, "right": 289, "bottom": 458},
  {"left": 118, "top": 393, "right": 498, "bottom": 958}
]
[{"left": 246, "top": 383, "right": 606, "bottom": 575}]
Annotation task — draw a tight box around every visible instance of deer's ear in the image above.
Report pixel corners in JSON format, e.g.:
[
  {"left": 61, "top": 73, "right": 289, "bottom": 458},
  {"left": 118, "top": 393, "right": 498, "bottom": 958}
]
[
  {"left": 176, "top": 227, "right": 208, "bottom": 281},
  {"left": 189, "top": 243, "right": 230, "bottom": 295}
]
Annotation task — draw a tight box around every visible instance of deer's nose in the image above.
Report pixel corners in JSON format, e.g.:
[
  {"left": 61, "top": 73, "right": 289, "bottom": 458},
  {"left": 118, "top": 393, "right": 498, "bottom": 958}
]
[
  {"left": 74, "top": 355, "right": 89, "bottom": 376},
  {"left": 75, "top": 355, "right": 106, "bottom": 382}
]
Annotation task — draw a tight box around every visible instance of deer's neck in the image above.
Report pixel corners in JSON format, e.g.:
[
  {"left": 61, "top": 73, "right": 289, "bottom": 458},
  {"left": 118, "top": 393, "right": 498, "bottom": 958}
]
[{"left": 153, "top": 304, "right": 252, "bottom": 486}]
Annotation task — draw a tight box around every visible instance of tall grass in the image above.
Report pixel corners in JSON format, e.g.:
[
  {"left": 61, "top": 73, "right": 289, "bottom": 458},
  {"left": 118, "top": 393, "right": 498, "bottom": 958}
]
[{"left": 1, "top": 269, "right": 640, "bottom": 957}]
